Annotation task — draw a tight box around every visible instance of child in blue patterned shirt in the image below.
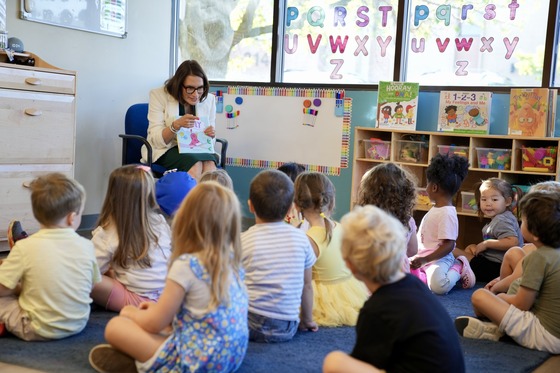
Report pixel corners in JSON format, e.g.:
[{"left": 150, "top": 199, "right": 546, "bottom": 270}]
[{"left": 89, "top": 181, "right": 248, "bottom": 372}]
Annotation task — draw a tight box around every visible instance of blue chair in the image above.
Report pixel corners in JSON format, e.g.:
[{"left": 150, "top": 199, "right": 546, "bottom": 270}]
[{"left": 120, "top": 103, "right": 228, "bottom": 176}]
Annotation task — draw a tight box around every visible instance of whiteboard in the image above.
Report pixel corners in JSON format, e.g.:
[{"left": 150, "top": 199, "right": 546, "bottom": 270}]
[
  {"left": 215, "top": 87, "right": 350, "bottom": 176},
  {"left": 20, "top": 0, "right": 127, "bottom": 38}
]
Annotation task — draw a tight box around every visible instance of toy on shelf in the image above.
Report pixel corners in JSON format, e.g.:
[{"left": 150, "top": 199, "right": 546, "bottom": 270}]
[
  {"left": 416, "top": 188, "right": 432, "bottom": 206},
  {"left": 363, "top": 138, "right": 391, "bottom": 160},
  {"left": 521, "top": 146, "right": 557, "bottom": 173},
  {"left": 460, "top": 191, "right": 478, "bottom": 212},
  {"left": 476, "top": 147, "right": 512, "bottom": 170}
]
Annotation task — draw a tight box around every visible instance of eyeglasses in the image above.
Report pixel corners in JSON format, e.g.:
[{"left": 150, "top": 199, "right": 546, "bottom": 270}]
[{"left": 182, "top": 85, "right": 205, "bottom": 95}]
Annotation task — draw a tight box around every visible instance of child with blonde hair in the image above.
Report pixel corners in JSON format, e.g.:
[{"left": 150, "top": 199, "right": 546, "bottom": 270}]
[
  {"left": 454, "top": 178, "right": 523, "bottom": 282},
  {"left": 410, "top": 153, "right": 474, "bottom": 294},
  {"left": 0, "top": 173, "right": 101, "bottom": 340},
  {"left": 323, "top": 205, "right": 464, "bottom": 373},
  {"left": 294, "top": 172, "right": 368, "bottom": 326},
  {"left": 456, "top": 191, "right": 560, "bottom": 353},
  {"left": 90, "top": 165, "right": 172, "bottom": 312},
  {"left": 199, "top": 168, "right": 233, "bottom": 189},
  {"left": 89, "top": 182, "right": 248, "bottom": 372},
  {"left": 357, "top": 163, "right": 418, "bottom": 265}
]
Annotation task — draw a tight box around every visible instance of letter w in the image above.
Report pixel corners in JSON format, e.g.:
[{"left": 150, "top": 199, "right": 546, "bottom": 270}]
[
  {"left": 329, "top": 35, "right": 349, "bottom": 53},
  {"left": 455, "top": 38, "right": 473, "bottom": 52}
]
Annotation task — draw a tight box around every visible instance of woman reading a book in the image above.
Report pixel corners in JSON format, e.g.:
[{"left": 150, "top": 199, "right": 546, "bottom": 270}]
[{"left": 144, "top": 60, "right": 218, "bottom": 181}]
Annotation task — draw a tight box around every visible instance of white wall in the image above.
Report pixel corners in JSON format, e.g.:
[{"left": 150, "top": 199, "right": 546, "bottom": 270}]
[{"left": 6, "top": 1, "right": 171, "bottom": 215}]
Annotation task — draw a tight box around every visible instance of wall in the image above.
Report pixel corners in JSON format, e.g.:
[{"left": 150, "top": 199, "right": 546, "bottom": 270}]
[
  {"left": 5, "top": 2, "right": 558, "bottom": 223},
  {"left": 5, "top": 1, "right": 171, "bottom": 216}
]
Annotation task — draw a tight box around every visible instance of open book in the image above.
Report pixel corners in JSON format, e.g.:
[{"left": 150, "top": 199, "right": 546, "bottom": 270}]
[{"left": 177, "top": 117, "right": 215, "bottom": 154}]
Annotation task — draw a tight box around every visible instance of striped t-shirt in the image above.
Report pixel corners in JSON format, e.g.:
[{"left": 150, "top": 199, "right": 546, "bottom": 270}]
[{"left": 241, "top": 222, "right": 316, "bottom": 321}]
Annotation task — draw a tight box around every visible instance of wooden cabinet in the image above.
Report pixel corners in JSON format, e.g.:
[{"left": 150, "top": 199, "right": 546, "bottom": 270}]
[
  {"left": 351, "top": 127, "right": 560, "bottom": 248},
  {"left": 0, "top": 57, "right": 76, "bottom": 251}
]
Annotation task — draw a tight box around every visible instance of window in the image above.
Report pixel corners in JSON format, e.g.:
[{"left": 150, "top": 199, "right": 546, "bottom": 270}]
[
  {"left": 405, "top": 1, "right": 551, "bottom": 87},
  {"left": 175, "top": 0, "right": 559, "bottom": 87},
  {"left": 282, "top": 0, "right": 399, "bottom": 84}
]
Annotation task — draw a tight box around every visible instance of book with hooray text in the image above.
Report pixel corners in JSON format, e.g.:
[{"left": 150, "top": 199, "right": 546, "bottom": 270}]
[
  {"left": 437, "top": 91, "right": 492, "bottom": 134},
  {"left": 508, "top": 88, "right": 550, "bottom": 137},
  {"left": 376, "top": 81, "right": 419, "bottom": 130}
]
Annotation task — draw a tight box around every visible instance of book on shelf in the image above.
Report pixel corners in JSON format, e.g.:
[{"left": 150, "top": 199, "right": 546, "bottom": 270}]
[
  {"left": 376, "top": 81, "right": 419, "bottom": 130},
  {"left": 548, "top": 89, "right": 557, "bottom": 137},
  {"left": 437, "top": 91, "right": 492, "bottom": 134},
  {"left": 508, "top": 88, "right": 550, "bottom": 137}
]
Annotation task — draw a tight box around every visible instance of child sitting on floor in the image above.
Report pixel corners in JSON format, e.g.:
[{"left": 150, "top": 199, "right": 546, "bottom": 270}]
[
  {"left": 278, "top": 162, "right": 307, "bottom": 228},
  {"left": 357, "top": 163, "right": 418, "bottom": 269},
  {"left": 485, "top": 181, "right": 560, "bottom": 294},
  {"left": 89, "top": 182, "right": 248, "bottom": 372},
  {"left": 294, "top": 171, "right": 369, "bottom": 327},
  {"left": 323, "top": 205, "right": 465, "bottom": 373},
  {"left": 453, "top": 178, "right": 523, "bottom": 282},
  {"left": 199, "top": 168, "right": 233, "bottom": 189},
  {"left": 0, "top": 173, "right": 101, "bottom": 340},
  {"left": 456, "top": 190, "right": 560, "bottom": 354},
  {"left": 410, "top": 153, "right": 475, "bottom": 294},
  {"left": 242, "top": 169, "right": 317, "bottom": 342},
  {"left": 90, "top": 165, "right": 172, "bottom": 312}
]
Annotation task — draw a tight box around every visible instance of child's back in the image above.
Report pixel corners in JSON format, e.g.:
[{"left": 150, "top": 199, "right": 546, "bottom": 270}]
[
  {"left": 0, "top": 173, "right": 100, "bottom": 340},
  {"left": 242, "top": 169, "right": 317, "bottom": 342},
  {"left": 242, "top": 221, "right": 315, "bottom": 319},
  {"left": 90, "top": 165, "right": 172, "bottom": 311},
  {"left": 1, "top": 230, "right": 99, "bottom": 338},
  {"left": 294, "top": 172, "right": 368, "bottom": 326}
]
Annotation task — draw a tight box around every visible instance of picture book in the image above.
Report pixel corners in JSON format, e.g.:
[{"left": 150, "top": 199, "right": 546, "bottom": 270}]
[
  {"left": 437, "top": 91, "right": 492, "bottom": 134},
  {"left": 177, "top": 117, "right": 215, "bottom": 154},
  {"left": 548, "top": 89, "right": 557, "bottom": 137},
  {"left": 508, "top": 88, "right": 550, "bottom": 137},
  {"left": 376, "top": 81, "right": 419, "bottom": 130}
]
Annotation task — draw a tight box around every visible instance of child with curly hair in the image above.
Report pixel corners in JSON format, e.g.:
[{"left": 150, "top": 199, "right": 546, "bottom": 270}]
[
  {"left": 410, "top": 153, "right": 474, "bottom": 294},
  {"left": 357, "top": 163, "right": 418, "bottom": 265}
]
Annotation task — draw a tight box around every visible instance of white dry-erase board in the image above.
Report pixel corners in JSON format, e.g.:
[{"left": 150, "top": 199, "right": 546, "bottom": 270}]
[
  {"left": 20, "top": 0, "right": 127, "bottom": 38},
  {"left": 215, "top": 87, "right": 350, "bottom": 176}
]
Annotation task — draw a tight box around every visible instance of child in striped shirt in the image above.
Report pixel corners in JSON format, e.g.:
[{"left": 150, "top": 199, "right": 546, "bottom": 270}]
[{"left": 241, "top": 169, "right": 317, "bottom": 342}]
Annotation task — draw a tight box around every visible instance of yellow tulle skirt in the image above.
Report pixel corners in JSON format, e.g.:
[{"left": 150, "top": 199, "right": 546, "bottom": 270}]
[{"left": 312, "top": 276, "right": 370, "bottom": 327}]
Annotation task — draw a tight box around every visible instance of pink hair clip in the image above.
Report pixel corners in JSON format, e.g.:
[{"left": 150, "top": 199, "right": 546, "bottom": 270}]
[{"left": 136, "top": 165, "right": 151, "bottom": 173}]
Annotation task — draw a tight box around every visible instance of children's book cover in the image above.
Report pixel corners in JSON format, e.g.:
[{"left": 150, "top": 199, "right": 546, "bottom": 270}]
[
  {"left": 376, "top": 81, "right": 419, "bottom": 130},
  {"left": 177, "top": 117, "right": 215, "bottom": 154},
  {"left": 437, "top": 91, "right": 492, "bottom": 134},
  {"left": 508, "top": 88, "right": 549, "bottom": 137}
]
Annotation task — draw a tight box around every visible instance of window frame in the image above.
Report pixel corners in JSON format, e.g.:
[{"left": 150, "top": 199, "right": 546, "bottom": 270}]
[{"left": 172, "top": 0, "right": 560, "bottom": 92}]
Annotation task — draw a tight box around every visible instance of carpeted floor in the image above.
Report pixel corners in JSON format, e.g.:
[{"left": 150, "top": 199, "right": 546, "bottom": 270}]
[{"left": 0, "top": 285, "right": 551, "bottom": 373}]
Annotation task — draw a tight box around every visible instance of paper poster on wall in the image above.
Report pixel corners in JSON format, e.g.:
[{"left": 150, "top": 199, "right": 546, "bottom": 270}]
[
  {"left": 19, "top": 0, "right": 127, "bottom": 38},
  {"left": 215, "top": 87, "right": 351, "bottom": 176}
]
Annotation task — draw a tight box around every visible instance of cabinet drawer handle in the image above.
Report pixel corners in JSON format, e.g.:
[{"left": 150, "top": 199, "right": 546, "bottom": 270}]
[
  {"left": 25, "top": 77, "right": 42, "bottom": 86},
  {"left": 24, "top": 108, "right": 42, "bottom": 116}
]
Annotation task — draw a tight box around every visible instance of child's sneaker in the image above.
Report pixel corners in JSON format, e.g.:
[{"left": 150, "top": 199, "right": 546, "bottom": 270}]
[
  {"left": 456, "top": 255, "right": 476, "bottom": 289},
  {"left": 455, "top": 316, "right": 504, "bottom": 341},
  {"left": 7, "top": 220, "right": 28, "bottom": 249},
  {"left": 89, "top": 344, "right": 137, "bottom": 373}
]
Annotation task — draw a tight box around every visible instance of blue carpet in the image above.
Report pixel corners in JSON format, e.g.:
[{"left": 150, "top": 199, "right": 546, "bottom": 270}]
[{"left": 0, "top": 285, "right": 551, "bottom": 372}]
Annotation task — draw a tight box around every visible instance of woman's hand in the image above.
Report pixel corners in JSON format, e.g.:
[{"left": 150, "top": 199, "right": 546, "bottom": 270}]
[
  {"left": 173, "top": 114, "right": 199, "bottom": 130},
  {"left": 204, "top": 125, "right": 216, "bottom": 138}
]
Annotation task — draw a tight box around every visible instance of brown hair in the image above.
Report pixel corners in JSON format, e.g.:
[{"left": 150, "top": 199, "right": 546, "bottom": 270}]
[
  {"left": 249, "top": 169, "right": 294, "bottom": 222},
  {"left": 200, "top": 169, "right": 233, "bottom": 190},
  {"left": 294, "top": 172, "right": 336, "bottom": 243},
  {"left": 474, "top": 178, "right": 523, "bottom": 219},
  {"left": 97, "top": 165, "right": 160, "bottom": 269},
  {"left": 165, "top": 60, "right": 209, "bottom": 105},
  {"left": 30, "top": 173, "right": 85, "bottom": 226},
  {"left": 357, "top": 163, "right": 416, "bottom": 230}
]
